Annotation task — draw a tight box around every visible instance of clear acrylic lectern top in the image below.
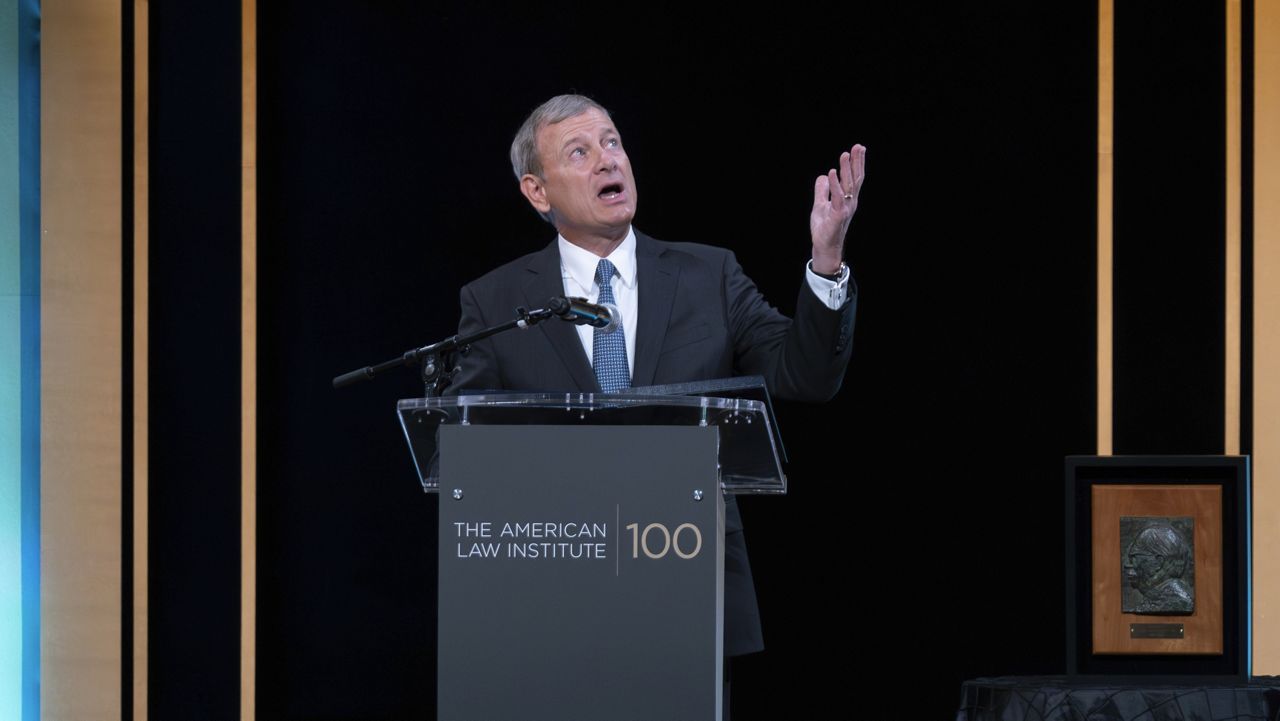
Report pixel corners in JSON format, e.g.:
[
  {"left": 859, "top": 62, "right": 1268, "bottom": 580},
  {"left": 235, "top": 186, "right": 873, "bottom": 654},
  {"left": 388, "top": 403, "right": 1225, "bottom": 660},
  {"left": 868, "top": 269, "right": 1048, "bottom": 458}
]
[{"left": 397, "top": 392, "right": 786, "bottom": 495}]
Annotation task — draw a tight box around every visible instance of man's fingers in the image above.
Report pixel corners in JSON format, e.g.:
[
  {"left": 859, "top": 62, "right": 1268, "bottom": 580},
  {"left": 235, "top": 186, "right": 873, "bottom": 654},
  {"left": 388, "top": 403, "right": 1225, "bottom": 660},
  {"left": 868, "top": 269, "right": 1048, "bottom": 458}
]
[
  {"left": 816, "top": 145, "right": 866, "bottom": 214},
  {"left": 839, "top": 151, "right": 854, "bottom": 193},
  {"left": 851, "top": 144, "right": 866, "bottom": 190},
  {"left": 828, "top": 169, "right": 844, "bottom": 208},
  {"left": 814, "top": 174, "right": 830, "bottom": 207}
]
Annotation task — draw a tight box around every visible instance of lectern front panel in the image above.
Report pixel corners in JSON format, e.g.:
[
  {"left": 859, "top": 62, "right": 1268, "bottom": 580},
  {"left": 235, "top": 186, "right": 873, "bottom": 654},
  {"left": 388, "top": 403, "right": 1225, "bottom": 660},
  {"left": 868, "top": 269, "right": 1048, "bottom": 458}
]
[{"left": 438, "top": 424, "right": 723, "bottom": 721}]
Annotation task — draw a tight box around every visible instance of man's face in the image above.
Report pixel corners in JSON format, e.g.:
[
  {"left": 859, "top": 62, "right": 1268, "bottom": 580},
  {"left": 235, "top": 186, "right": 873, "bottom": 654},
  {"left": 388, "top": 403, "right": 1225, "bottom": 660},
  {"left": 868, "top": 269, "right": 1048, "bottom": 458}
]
[
  {"left": 524, "top": 108, "right": 637, "bottom": 244},
  {"left": 1124, "top": 535, "right": 1168, "bottom": 592}
]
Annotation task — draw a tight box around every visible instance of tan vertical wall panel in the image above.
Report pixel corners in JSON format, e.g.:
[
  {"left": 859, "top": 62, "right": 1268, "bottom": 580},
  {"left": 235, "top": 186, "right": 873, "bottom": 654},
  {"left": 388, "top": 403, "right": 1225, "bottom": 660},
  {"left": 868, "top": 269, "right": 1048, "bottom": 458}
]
[
  {"left": 1254, "top": 0, "right": 1280, "bottom": 675},
  {"left": 1098, "top": 0, "right": 1114, "bottom": 456},
  {"left": 40, "top": 2, "right": 124, "bottom": 719},
  {"left": 133, "top": 1, "right": 150, "bottom": 719},
  {"left": 241, "top": 0, "right": 257, "bottom": 718}
]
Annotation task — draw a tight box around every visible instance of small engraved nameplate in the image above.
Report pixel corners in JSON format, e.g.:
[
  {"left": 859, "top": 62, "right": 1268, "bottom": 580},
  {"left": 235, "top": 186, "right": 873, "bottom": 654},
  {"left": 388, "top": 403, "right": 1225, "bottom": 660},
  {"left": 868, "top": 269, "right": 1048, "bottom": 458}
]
[{"left": 1130, "top": 623, "right": 1184, "bottom": 639}]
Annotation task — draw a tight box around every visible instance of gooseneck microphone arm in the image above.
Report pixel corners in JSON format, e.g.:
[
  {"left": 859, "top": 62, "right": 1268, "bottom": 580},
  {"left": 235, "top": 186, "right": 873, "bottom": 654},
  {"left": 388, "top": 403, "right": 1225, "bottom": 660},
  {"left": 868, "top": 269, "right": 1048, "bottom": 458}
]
[
  {"left": 332, "top": 302, "right": 561, "bottom": 397},
  {"left": 332, "top": 296, "right": 608, "bottom": 397}
]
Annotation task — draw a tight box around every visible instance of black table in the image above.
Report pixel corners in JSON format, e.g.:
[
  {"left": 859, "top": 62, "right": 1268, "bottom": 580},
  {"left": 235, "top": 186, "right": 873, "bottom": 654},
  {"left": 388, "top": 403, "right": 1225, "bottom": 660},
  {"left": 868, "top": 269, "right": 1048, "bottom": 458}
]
[{"left": 957, "top": 676, "right": 1280, "bottom": 721}]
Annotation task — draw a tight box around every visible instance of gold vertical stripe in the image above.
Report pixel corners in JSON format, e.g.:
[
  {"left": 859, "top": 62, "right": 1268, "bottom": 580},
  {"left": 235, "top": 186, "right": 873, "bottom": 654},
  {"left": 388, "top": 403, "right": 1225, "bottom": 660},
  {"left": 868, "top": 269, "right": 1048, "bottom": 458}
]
[
  {"left": 1098, "top": 0, "right": 1114, "bottom": 456},
  {"left": 1227, "top": 0, "right": 1243, "bottom": 456},
  {"left": 133, "top": 2, "right": 150, "bottom": 719},
  {"left": 241, "top": 0, "right": 258, "bottom": 718},
  {"left": 41, "top": 2, "right": 124, "bottom": 718},
  {"left": 1253, "top": 0, "right": 1280, "bottom": 676}
]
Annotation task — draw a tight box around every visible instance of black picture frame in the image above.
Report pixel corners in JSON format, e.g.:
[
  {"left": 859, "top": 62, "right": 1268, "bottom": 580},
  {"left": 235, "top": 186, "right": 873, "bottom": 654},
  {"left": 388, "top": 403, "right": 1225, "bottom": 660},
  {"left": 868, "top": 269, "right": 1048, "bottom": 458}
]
[{"left": 1065, "top": 455, "right": 1251, "bottom": 676}]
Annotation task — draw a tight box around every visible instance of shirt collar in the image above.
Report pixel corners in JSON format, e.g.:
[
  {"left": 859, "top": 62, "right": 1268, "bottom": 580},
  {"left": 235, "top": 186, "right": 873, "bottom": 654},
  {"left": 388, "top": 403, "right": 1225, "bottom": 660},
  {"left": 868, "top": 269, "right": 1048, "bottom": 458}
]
[{"left": 557, "top": 227, "right": 638, "bottom": 293}]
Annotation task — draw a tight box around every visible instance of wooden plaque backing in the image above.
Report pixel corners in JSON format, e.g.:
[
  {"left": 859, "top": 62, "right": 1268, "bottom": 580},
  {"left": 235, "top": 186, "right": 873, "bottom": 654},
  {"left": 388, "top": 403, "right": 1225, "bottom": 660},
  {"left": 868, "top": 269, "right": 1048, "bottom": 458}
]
[{"left": 1091, "top": 484, "right": 1223, "bottom": 655}]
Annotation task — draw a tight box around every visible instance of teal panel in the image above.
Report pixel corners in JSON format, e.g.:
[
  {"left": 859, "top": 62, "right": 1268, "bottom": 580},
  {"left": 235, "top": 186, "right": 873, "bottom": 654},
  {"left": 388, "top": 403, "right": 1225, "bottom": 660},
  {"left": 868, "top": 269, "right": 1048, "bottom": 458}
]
[{"left": 0, "top": 0, "right": 24, "bottom": 715}]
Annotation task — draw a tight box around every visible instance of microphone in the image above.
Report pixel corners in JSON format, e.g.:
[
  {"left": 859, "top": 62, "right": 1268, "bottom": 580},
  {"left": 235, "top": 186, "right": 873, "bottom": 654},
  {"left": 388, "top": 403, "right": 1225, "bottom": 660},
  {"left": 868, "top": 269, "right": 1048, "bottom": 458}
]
[{"left": 548, "top": 296, "right": 620, "bottom": 333}]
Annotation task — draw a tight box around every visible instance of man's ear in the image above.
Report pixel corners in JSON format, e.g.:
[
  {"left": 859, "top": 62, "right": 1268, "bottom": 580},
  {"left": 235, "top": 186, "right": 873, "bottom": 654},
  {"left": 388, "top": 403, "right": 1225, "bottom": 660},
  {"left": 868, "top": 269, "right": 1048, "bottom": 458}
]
[{"left": 520, "top": 174, "right": 551, "bottom": 215}]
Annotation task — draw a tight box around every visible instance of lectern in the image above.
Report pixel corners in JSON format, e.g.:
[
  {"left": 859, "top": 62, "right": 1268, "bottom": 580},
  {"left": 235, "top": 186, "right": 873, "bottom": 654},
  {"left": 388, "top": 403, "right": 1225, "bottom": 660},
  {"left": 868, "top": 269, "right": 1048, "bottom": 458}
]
[{"left": 398, "top": 390, "right": 785, "bottom": 721}]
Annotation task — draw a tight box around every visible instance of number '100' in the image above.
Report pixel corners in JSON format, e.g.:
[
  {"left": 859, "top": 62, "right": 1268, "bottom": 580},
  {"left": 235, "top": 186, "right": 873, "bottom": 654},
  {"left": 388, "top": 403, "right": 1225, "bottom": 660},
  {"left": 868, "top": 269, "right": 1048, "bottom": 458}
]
[{"left": 625, "top": 522, "right": 703, "bottom": 559}]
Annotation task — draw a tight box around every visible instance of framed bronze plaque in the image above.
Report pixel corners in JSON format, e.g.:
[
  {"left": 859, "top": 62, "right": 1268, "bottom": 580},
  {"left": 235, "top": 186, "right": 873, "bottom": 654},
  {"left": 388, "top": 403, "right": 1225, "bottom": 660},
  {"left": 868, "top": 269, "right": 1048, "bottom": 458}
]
[
  {"left": 1091, "top": 484, "right": 1221, "bottom": 654},
  {"left": 1066, "top": 456, "right": 1250, "bottom": 676}
]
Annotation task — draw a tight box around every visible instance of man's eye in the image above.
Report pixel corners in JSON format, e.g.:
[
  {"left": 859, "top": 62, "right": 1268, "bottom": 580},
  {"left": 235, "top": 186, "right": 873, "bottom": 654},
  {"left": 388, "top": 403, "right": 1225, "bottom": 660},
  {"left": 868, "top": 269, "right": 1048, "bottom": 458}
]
[
  {"left": 605, "top": 138, "right": 619, "bottom": 148},
  {"left": 570, "top": 147, "right": 586, "bottom": 158}
]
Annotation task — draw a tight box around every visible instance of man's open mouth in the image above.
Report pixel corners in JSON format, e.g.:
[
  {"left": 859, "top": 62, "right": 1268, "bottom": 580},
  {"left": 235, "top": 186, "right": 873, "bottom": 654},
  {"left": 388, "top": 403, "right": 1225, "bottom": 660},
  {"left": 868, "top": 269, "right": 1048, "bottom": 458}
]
[{"left": 598, "top": 183, "right": 624, "bottom": 200}]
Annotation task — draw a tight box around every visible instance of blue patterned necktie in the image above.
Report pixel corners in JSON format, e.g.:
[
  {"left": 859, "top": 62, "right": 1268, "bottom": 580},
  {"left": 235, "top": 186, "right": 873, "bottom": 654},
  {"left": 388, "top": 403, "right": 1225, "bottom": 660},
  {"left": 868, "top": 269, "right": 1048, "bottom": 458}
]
[{"left": 592, "top": 259, "right": 631, "bottom": 393}]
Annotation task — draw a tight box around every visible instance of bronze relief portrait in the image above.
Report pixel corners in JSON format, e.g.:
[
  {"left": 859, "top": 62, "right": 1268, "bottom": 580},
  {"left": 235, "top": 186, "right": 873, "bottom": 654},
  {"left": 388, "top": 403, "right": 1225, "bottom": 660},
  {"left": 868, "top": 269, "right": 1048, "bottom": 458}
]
[{"left": 1121, "top": 517, "right": 1195, "bottom": 615}]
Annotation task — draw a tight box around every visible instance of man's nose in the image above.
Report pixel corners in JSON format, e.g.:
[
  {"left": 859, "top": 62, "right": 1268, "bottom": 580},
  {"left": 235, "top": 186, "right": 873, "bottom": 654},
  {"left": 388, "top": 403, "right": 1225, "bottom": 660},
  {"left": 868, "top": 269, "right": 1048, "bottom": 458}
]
[{"left": 595, "top": 152, "right": 618, "bottom": 173}]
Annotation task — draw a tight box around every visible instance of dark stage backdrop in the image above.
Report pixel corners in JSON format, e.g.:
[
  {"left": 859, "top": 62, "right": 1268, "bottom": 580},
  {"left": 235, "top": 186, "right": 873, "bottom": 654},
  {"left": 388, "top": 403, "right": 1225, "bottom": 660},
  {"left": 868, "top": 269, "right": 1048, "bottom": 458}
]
[
  {"left": 125, "top": 0, "right": 1254, "bottom": 717},
  {"left": 248, "top": 2, "right": 1097, "bottom": 719}
]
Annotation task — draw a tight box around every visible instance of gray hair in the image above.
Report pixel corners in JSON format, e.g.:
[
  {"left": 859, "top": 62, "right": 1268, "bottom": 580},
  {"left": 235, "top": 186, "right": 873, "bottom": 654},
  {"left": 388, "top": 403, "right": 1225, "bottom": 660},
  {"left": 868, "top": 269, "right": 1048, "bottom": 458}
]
[
  {"left": 510, "top": 94, "right": 612, "bottom": 181},
  {"left": 510, "top": 95, "right": 612, "bottom": 224},
  {"left": 1134, "top": 525, "right": 1188, "bottom": 561}
]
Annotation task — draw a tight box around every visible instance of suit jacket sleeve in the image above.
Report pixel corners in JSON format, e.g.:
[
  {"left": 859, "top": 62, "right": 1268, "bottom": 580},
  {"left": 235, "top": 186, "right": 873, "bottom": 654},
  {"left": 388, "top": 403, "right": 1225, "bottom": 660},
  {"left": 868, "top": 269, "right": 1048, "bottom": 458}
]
[{"left": 724, "top": 251, "right": 856, "bottom": 402}]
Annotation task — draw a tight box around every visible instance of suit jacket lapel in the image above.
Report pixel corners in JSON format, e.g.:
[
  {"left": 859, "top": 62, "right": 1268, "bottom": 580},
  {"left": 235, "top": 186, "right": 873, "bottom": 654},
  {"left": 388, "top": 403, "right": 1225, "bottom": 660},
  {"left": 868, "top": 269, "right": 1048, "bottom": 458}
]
[
  {"left": 523, "top": 241, "right": 600, "bottom": 392},
  {"left": 631, "top": 231, "right": 678, "bottom": 388}
]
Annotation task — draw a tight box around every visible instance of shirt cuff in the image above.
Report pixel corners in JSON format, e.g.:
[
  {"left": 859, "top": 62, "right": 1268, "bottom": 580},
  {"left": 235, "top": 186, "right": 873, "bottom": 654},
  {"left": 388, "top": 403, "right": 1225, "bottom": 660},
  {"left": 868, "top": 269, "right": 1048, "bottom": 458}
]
[{"left": 805, "top": 260, "right": 850, "bottom": 310}]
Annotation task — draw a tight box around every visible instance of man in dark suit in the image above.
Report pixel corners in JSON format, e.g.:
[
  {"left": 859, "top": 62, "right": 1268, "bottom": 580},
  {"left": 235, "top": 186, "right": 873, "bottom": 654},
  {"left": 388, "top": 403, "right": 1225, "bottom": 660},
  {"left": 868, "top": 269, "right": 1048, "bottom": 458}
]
[{"left": 448, "top": 93, "right": 863, "bottom": 663}]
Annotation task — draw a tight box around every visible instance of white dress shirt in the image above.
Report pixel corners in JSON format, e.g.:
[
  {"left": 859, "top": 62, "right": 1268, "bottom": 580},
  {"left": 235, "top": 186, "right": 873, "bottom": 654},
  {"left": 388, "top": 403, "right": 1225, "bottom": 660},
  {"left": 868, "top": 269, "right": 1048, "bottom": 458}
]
[
  {"left": 558, "top": 226, "right": 850, "bottom": 374},
  {"left": 558, "top": 230, "right": 640, "bottom": 375}
]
